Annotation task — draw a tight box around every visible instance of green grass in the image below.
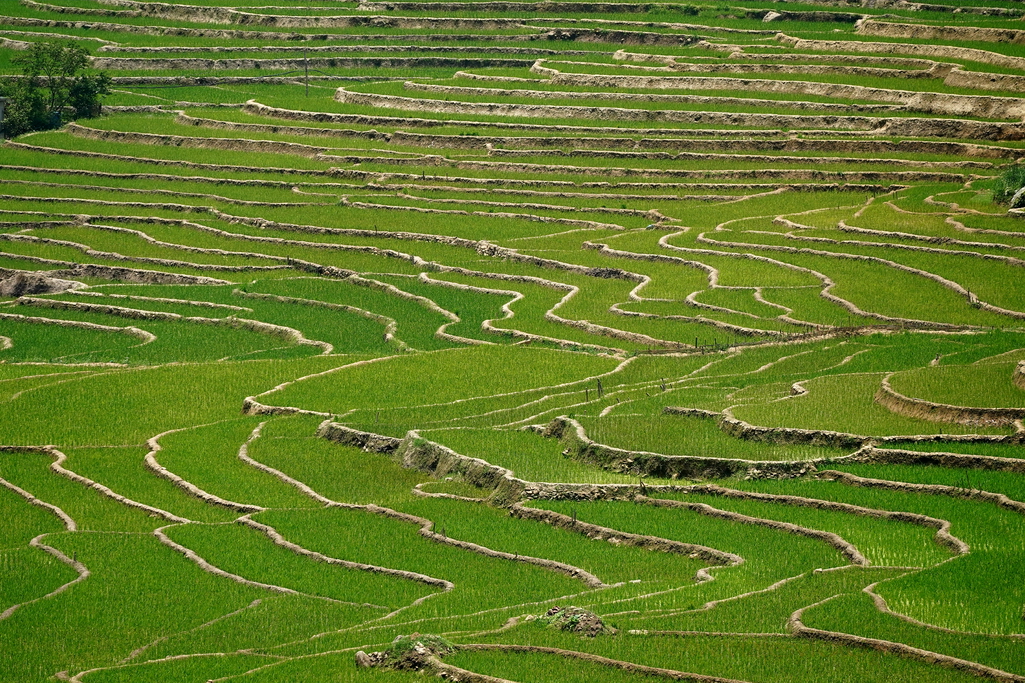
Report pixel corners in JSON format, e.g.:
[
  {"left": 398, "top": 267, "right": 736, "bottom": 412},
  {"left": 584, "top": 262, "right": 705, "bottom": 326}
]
[
  {"left": 889, "top": 361, "right": 1025, "bottom": 409},
  {"left": 255, "top": 505, "right": 589, "bottom": 620},
  {"left": 0, "top": 533, "right": 267, "bottom": 682},
  {"left": 164, "top": 520, "right": 434, "bottom": 608},
  {"left": 156, "top": 417, "right": 321, "bottom": 509},
  {"left": 577, "top": 414, "right": 852, "bottom": 462},
  {"left": 0, "top": 449, "right": 160, "bottom": 532},
  {"left": 245, "top": 423, "right": 429, "bottom": 508},
  {"left": 651, "top": 489, "right": 952, "bottom": 567},
  {"left": 805, "top": 591, "right": 1025, "bottom": 676},
  {"left": 0, "top": 316, "right": 143, "bottom": 364},
  {"left": 876, "top": 440, "right": 1025, "bottom": 460},
  {"left": 262, "top": 345, "right": 620, "bottom": 416},
  {"left": 832, "top": 463, "right": 1025, "bottom": 502},
  {"left": 530, "top": 497, "right": 847, "bottom": 609},
  {"left": 0, "top": 356, "right": 354, "bottom": 446},
  {"left": 732, "top": 373, "right": 1014, "bottom": 437},
  {"left": 455, "top": 624, "right": 983, "bottom": 683},
  {"left": 247, "top": 277, "right": 459, "bottom": 352},
  {"left": 726, "top": 477, "right": 1025, "bottom": 635}
]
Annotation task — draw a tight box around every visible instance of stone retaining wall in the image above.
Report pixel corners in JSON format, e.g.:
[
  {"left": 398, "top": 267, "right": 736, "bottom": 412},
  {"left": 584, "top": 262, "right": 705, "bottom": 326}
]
[
  {"left": 715, "top": 409, "right": 869, "bottom": 449},
  {"left": 318, "top": 422, "right": 676, "bottom": 504}
]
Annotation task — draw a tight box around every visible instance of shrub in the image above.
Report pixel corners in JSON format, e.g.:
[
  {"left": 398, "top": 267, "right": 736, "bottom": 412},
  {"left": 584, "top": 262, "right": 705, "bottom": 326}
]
[{"left": 991, "top": 165, "right": 1025, "bottom": 205}]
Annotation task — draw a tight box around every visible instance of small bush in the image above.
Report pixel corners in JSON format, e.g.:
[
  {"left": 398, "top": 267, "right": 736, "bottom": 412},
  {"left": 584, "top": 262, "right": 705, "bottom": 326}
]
[{"left": 992, "top": 165, "right": 1025, "bottom": 205}]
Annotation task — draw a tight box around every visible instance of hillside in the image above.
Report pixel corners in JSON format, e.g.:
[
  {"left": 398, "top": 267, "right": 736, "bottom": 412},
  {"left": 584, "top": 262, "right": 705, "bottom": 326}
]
[{"left": 1, "top": 1, "right": 1025, "bottom": 681}]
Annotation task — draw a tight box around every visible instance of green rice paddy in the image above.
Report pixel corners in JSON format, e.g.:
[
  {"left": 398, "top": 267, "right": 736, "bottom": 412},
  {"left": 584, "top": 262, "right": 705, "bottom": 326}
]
[{"left": 1, "top": 0, "right": 1024, "bottom": 680}]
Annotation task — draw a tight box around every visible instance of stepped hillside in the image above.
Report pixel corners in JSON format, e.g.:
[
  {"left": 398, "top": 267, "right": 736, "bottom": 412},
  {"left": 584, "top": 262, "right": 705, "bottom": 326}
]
[{"left": 1, "top": 1, "right": 1025, "bottom": 681}]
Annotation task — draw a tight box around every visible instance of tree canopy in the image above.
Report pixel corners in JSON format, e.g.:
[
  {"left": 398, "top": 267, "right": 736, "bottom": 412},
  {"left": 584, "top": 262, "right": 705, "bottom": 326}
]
[{"left": 1, "top": 40, "right": 110, "bottom": 137}]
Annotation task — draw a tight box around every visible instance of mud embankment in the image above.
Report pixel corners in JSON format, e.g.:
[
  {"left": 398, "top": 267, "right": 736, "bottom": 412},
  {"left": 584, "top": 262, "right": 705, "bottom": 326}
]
[
  {"left": 875, "top": 373, "right": 1025, "bottom": 428},
  {"left": 857, "top": 19, "right": 1025, "bottom": 46},
  {"left": 549, "top": 415, "right": 823, "bottom": 480},
  {"left": 534, "top": 66, "right": 1025, "bottom": 120},
  {"left": 777, "top": 34, "right": 1025, "bottom": 72},
  {"left": 92, "top": 56, "right": 533, "bottom": 70},
  {"left": 787, "top": 599, "right": 1025, "bottom": 683}
]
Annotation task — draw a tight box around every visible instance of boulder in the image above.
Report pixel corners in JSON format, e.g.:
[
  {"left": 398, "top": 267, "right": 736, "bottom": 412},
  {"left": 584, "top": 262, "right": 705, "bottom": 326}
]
[
  {"left": 0, "top": 273, "right": 82, "bottom": 298},
  {"left": 534, "top": 606, "right": 617, "bottom": 637}
]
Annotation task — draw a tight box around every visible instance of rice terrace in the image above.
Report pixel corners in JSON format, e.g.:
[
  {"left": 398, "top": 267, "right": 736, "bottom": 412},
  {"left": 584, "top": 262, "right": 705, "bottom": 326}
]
[{"left": 4, "top": 0, "right": 1025, "bottom": 679}]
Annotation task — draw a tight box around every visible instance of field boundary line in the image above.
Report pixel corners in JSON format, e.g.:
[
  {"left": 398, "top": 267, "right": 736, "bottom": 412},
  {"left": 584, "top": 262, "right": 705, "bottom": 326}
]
[
  {"left": 457, "top": 643, "right": 753, "bottom": 682},
  {"left": 144, "top": 428, "right": 265, "bottom": 514},
  {"left": 46, "top": 447, "right": 191, "bottom": 524},
  {"left": 788, "top": 596, "right": 1025, "bottom": 682},
  {"left": 0, "top": 533, "right": 90, "bottom": 621}
]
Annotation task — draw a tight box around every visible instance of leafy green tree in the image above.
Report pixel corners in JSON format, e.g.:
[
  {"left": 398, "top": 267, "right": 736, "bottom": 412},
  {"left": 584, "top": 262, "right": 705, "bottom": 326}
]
[
  {"left": 69, "top": 72, "right": 112, "bottom": 119},
  {"left": 0, "top": 78, "right": 48, "bottom": 138},
  {"left": 1, "top": 40, "right": 110, "bottom": 137}
]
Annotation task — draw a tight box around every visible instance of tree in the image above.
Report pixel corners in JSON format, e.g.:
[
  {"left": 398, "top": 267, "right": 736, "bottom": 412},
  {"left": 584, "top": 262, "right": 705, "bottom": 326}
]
[
  {"left": 69, "top": 72, "right": 112, "bottom": 120},
  {"left": 1, "top": 40, "right": 110, "bottom": 137},
  {"left": 13, "top": 41, "right": 90, "bottom": 115},
  {"left": 0, "top": 77, "right": 48, "bottom": 138}
]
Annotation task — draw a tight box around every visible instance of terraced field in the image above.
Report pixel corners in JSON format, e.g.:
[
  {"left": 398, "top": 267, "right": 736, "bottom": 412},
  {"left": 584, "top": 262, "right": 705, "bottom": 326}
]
[{"left": 1, "top": 0, "right": 1025, "bottom": 680}]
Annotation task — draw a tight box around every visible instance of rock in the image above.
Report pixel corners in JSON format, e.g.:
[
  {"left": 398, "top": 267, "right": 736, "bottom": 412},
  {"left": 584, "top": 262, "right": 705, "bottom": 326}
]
[
  {"left": 763, "top": 10, "right": 782, "bottom": 22},
  {"left": 355, "top": 651, "right": 374, "bottom": 668},
  {"left": 1009, "top": 184, "right": 1025, "bottom": 209},
  {"left": 585, "top": 266, "right": 628, "bottom": 279},
  {"left": 0, "top": 273, "right": 82, "bottom": 298},
  {"left": 537, "top": 606, "right": 616, "bottom": 637}
]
